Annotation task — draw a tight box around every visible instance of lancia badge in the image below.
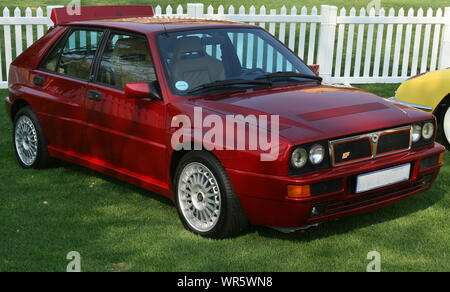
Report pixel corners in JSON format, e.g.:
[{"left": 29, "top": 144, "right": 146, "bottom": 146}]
[{"left": 372, "top": 133, "right": 379, "bottom": 143}]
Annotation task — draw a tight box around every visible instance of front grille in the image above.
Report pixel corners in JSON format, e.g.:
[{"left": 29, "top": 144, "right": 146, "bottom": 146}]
[
  {"left": 330, "top": 126, "right": 412, "bottom": 166},
  {"left": 322, "top": 180, "right": 423, "bottom": 217},
  {"left": 333, "top": 138, "right": 372, "bottom": 165},
  {"left": 377, "top": 129, "right": 411, "bottom": 155}
]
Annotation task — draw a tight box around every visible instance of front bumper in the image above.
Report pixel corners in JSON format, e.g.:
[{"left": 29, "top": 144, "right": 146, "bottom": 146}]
[{"left": 227, "top": 143, "right": 445, "bottom": 228}]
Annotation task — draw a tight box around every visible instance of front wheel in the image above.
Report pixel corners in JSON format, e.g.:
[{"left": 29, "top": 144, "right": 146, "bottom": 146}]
[
  {"left": 174, "top": 151, "right": 249, "bottom": 239},
  {"left": 441, "top": 105, "right": 450, "bottom": 150}
]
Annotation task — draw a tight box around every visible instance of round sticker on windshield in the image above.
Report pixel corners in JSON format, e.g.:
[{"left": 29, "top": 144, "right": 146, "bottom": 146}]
[{"left": 175, "top": 81, "right": 189, "bottom": 91}]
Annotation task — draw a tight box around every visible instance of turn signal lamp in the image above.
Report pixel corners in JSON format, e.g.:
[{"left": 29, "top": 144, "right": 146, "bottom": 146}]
[{"left": 287, "top": 185, "right": 311, "bottom": 198}]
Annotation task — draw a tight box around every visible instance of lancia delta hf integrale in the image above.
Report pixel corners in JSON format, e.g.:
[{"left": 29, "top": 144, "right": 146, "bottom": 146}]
[{"left": 5, "top": 6, "right": 445, "bottom": 238}]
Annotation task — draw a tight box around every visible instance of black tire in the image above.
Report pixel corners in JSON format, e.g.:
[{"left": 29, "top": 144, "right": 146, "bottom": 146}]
[
  {"left": 13, "top": 106, "right": 53, "bottom": 169},
  {"left": 174, "top": 151, "right": 249, "bottom": 239},
  {"left": 440, "top": 105, "right": 450, "bottom": 151},
  {"left": 437, "top": 102, "right": 450, "bottom": 150}
]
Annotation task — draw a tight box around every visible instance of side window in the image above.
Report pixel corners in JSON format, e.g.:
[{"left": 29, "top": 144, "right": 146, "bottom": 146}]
[
  {"left": 40, "top": 37, "right": 65, "bottom": 72},
  {"left": 40, "top": 29, "right": 103, "bottom": 79},
  {"left": 96, "top": 33, "right": 156, "bottom": 89},
  {"left": 57, "top": 29, "right": 103, "bottom": 79}
]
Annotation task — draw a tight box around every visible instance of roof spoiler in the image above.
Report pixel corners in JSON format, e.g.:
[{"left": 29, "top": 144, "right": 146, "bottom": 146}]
[{"left": 50, "top": 5, "right": 154, "bottom": 25}]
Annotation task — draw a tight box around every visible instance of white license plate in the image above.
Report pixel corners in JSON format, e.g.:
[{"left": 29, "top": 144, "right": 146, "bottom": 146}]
[{"left": 356, "top": 163, "right": 411, "bottom": 194}]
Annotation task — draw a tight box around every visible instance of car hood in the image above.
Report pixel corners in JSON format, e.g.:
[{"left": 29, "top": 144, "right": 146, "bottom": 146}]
[{"left": 190, "top": 84, "right": 433, "bottom": 145}]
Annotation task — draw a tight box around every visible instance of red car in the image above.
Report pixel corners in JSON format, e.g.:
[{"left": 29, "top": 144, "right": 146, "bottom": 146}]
[{"left": 5, "top": 6, "right": 445, "bottom": 238}]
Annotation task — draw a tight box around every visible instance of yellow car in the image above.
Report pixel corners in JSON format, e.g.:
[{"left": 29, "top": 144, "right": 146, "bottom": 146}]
[{"left": 389, "top": 68, "right": 450, "bottom": 149}]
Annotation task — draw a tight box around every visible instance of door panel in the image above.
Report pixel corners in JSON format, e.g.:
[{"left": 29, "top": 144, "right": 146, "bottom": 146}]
[
  {"left": 84, "top": 32, "right": 167, "bottom": 182},
  {"left": 35, "top": 28, "right": 104, "bottom": 155},
  {"left": 33, "top": 71, "right": 87, "bottom": 154},
  {"left": 84, "top": 83, "right": 167, "bottom": 182}
]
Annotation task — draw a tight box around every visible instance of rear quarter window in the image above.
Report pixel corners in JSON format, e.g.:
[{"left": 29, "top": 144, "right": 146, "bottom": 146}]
[{"left": 40, "top": 35, "right": 65, "bottom": 72}]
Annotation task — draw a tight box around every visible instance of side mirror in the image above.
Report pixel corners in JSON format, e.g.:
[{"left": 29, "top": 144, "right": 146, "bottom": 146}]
[
  {"left": 308, "top": 64, "right": 320, "bottom": 75},
  {"left": 125, "top": 81, "right": 161, "bottom": 100}
]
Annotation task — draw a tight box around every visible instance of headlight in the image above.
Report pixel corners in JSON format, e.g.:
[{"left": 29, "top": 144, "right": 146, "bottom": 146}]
[
  {"left": 290, "top": 141, "right": 331, "bottom": 175},
  {"left": 412, "top": 124, "right": 422, "bottom": 143},
  {"left": 422, "top": 122, "right": 434, "bottom": 140},
  {"left": 291, "top": 148, "right": 308, "bottom": 168},
  {"left": 309, "top": 144, "right": 325, "bottom": 165},
  {"left": 411, "top": 120, "right": 436, "bottom": 149}
]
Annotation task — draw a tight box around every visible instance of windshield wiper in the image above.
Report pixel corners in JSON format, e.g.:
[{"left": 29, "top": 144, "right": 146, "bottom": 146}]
[
  {"left": 255, "top": 72, "right": 322, "bottom": 82},
  {"left": 187, "top": 79, "right": 272, "bottom": 95}
]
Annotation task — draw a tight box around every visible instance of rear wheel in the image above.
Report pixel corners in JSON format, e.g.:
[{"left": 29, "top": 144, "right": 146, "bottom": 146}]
[
  {"left": 13, "top": 106, "right": 53, "bottom": 169},
  {"left": 174, "top": 151, "right": 249, "bottom": 238}
]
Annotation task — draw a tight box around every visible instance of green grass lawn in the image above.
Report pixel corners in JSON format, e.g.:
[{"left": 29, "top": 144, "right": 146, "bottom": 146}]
[{"left": 0, "top": 86, "right": 449, "bottom": 272}]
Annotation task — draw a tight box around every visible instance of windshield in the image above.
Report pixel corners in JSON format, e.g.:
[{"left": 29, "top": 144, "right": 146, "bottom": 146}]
[{"left": 156, "top": 27, "right": 319, "bottom": 96}]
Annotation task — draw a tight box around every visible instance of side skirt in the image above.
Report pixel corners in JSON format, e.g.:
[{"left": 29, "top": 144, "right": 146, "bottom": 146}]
[{"left": 48, "top": 146, "right": 172, "bottom": 200}]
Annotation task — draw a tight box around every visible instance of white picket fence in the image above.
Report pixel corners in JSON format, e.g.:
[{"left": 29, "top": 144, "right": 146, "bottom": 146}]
[{"left": 0, "top": 3, "right": 449, "bottom": 89}]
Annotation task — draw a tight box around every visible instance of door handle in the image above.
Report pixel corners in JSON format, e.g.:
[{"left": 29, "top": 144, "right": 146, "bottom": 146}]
[
  {"left": 33, "top": 75, "right": 45, "bottom": 86},
  {"left": 88, "top": 90, "right": 102, "bottom": 102}
]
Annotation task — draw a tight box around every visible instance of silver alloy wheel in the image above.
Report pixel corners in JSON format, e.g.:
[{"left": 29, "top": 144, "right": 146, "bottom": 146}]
[
  {"left": 444, "top": 106, "right": 450, "bottom": 145},
  {"left": 15, "top": 115, "right": 38, "bottom": 166},
  {"left": 178, "top": 162, "right": 221, "bottom": 232}
]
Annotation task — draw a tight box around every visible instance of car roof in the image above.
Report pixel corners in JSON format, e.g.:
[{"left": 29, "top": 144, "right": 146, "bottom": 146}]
[{"left": 65, "top": 17, "right": 255, "bottom": 34}]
